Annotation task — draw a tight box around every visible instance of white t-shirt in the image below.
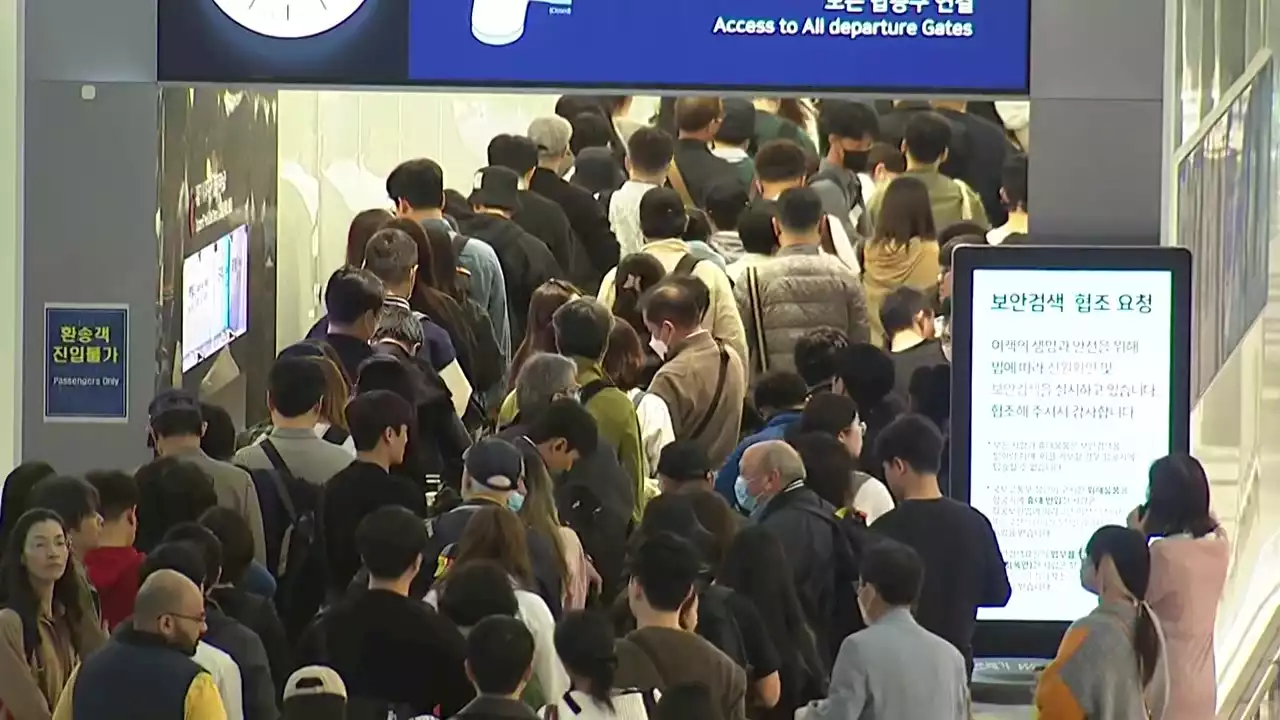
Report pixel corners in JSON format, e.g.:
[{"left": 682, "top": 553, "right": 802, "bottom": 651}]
[
  {"left": 195, "top": 641, "right": 243, "bottom": 720},
  {"left": 626, "top": 389, "right": 675, "bottom": 477},
  {"left": 425, "top": 583, "right": 570, "bottom": 702},
  {"left": 540, "top": 688, "right": 657, "bottom": 720},
  {"left": 853, "top": 475, "right": 895, "bottom": 524}
]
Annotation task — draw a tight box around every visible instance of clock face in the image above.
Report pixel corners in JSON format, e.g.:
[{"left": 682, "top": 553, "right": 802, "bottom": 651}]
[{"left": 212, "top": 0, "right": 368, "bottom": 39}]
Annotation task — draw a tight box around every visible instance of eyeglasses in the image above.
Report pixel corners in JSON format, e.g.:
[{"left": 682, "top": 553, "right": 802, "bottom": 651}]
[{"left": 164, "top": 611, "right": 206, "bottom": 625}]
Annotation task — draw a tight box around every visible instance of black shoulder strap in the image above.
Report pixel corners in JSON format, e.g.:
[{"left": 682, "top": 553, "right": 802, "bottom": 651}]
[
  {"left": 260, "top": 439, "right": 299, "bottom": 523},
  {"left": 674, "top": 253, "right": 702, "bottom": 276},
  {"left": 321, "top": 425, "right": 349, "bottom": 446},
  {"left": 579, "top": 378, "right": 615, "bottom": 406},
  {"left": 641, "top": 688, "right": 659, "bottom": 716},
  {"left": 451, "top": 232, "right": 470, "bottom": 263},
  {"left": 689, "top": 341, "right": 730, "bottom": 440}
]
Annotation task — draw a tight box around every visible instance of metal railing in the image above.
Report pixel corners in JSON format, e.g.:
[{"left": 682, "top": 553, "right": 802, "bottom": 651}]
[{"left": 1238, "top": 660, "right": 1280, "bottom": 720}]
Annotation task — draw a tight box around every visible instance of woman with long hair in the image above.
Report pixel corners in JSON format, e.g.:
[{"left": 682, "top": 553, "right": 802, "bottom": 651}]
[
  {"left": 719, "top": 526, "right": 825, "bottom": 720},
  {"left": 0, "top": 509, "right": 102, "bottom": 720},
  {"left": 610, "top": 253, "right": 666, "bottom": 344},
  {"left": 1128, "top": 454, "right": 1228, "bottom": 720},
  {"left": 518, "top": 450, "right": 589, "bottom": 610},
  {"left": 0, "top": 464, "right": 56, "bottom": 552},
  {"left": 274, "top": 341, "right": 353, "bottom": 448},
  {"left": 861, "top": 177, "right": 941, "bottom": 348},
  {"left": 602, "top": 318, "right": 673, "bottom": 478},
  {"left": 429, "top": 507, "right": 570, "bottom": 706},
  {"left": 751, "top": 98, "right": 817, "bottom": 158},
  {"left": 541, "top": 610, "right": 655, "bottom": 719},
  {"left": 507, "top": 279, "right": 582, "bottom": 390},
  {"left": 346, "top": 208, "right": 394, "bottom": 266},
  {"left": 1036, "top": 525, "right": 1169, "bottom": 719}
]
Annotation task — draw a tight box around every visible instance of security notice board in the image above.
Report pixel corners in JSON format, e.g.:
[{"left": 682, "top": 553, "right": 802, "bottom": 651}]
[
  {"left": 44, "top": 304, "right": 130, "bottom": 423},
  {"left": 949, "top": 245, "right": 1192, "bottom": 657},
  {"left": 158, "top": 0, "right": 1030, "bottom": 93}
]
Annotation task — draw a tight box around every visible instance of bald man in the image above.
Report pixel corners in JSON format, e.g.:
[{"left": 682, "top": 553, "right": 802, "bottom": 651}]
[
  {"left": 54, "top": 569, "right": 228, "bottom": 720},
  {"left": 741, "top": 439, "right": 849, "bottom": 665}
]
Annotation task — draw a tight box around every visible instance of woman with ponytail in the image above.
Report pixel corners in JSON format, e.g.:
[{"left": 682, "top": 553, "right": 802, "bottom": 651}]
[
  {"left": 1128, "top": 453, "right": 1228, "bottom": 720},
  {"left": 1035, "top": 525, "right": 1169, "bottom": 720},
  {"left": 542, "top": 611, "right": 655, "bottom": 719}
]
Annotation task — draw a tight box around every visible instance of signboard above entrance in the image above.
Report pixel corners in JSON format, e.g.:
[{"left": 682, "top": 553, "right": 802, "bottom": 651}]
[{"left": 159, "top": 0, "right": 1031, "bottom": 94}]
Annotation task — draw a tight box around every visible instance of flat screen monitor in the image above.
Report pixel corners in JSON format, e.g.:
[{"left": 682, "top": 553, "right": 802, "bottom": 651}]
[
  {"left": 182, "top": 225, "right": 249, "bottom": 372},
  {"left": 949, "top": 246, "right": 1191, "bottom": 652},
  {"left": 157, "top": 0, "right": 1030, "bottom": 93}
]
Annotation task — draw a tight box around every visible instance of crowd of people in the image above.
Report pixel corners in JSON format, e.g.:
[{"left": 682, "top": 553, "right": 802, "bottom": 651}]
[{"left": 0, "top": 95, "right": 1230, "bottom": 720}]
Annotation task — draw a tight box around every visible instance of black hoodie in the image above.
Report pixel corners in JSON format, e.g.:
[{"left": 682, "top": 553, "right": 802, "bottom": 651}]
[{"left": 459, "top": 213, "right": 562, "bottom": 347}]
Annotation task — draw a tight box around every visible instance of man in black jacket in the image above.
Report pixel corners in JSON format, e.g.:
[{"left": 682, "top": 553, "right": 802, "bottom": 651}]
[
  {"left": 423, "top": 437, "right": 564, "bottom": 618},
  {"left": 303, "top": 506, "right": 474, "bottom": 719},
  {"left": 143, "top": 538, "right": 279, "bottom": 720},
  {"left": 372, "top": 305, "right": 472, "bottom": 488},
  {"left": 500, "top": 353, "right": 634, "bottom": 603},
  {"left": 527, "top": 116, "right": 619, "bottom": 292},
  {"left": 487, "top": 134, "right": 583, "bottom": 284},
  {"left": 740, "top": 440, "right": 842, "bottom": 661},
  {"left": 459, "top": 167, "right": 563, "bottom": 346},
  {"left": 672, "top": 97, "right": 744, "bottom": 208}
]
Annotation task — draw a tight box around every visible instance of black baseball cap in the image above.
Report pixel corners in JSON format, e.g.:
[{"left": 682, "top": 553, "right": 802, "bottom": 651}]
[
  {"left": 148, "top": 388, "right": 201, "bottom": 420},
  {"left": 468, "top": 166, "right": 522, "bottom": 212},
  {"left": 656, "top": 441, "right": 712, "bottom": 483},
  {"left": 465, "top": 438, "right": 524, "bottom": 492}
]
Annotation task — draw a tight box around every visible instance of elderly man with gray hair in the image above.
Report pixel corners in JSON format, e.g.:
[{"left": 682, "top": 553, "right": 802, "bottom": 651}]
[
  {"left": 499, "top": 352, "right": 637, "bottom": 602},
  {"left": 740, "top": 439, "right": 850, "bottom": 665},
  {"left": 527, "top": 116, "right": 620, "bottom": 293}
]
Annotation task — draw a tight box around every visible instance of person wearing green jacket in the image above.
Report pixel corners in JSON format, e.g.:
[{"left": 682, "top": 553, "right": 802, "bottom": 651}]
[{"left": 550, "top": 298, "right": 648, "bottom": 517}]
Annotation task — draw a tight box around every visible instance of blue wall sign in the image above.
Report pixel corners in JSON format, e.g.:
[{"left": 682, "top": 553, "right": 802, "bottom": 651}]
[{"left": 44, "top": 304, "right": 130, "bottom": 423}]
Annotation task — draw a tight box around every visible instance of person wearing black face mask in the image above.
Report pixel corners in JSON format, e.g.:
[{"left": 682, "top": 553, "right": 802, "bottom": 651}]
[{"left": 810, "top": 101, "right": 880, "bottom": 242}]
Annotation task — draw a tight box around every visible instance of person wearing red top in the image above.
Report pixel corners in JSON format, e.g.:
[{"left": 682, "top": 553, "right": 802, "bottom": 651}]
[{"left": 83, "top": 471, "right": 145, "bottom": 630}]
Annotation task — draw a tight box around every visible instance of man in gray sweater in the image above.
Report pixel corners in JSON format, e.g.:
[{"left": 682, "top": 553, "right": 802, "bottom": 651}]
[{"left": 799, "top": 540, "right": 969, "bottom": 720}]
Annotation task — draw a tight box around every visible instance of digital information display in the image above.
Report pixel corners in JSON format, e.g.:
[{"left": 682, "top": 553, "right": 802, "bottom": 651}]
[
  {"left": 158, "top": 0, "right": 1030, "bottom": 93},
  {"left": 967, "top": 268, "right": 1175, "bottom": 622},
  {"left": 182, "top": 225, "right": 249, "bottom": 372}
]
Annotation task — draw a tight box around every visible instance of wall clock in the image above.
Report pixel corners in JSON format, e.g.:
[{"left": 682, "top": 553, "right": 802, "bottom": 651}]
[{"left": 212, "top": 0, "right": 368, "bottom": 39}]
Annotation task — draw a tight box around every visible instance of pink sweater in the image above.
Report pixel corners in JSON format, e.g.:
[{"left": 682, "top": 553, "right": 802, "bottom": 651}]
[{"left": 1147, "top": 531, "right": 1230, "bottom": 720}]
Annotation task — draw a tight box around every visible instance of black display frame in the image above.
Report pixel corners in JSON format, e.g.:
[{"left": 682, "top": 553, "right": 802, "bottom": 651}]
[{"left": 949, "top": 244, "right": 1193, "bottom": 660}]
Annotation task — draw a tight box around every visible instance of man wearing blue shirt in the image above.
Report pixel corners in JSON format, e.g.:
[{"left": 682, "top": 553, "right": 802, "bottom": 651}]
[
  {"left": 386, "top": 158, "right": 511, "bottom": 363},
  {"left": 715, "top": 370, "right": 809, "bottom": 509}
]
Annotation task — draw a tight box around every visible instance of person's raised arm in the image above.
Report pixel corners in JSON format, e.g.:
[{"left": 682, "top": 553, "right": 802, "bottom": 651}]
[{"left": 798, "top": 638, "right": 870, "bottom": 720}]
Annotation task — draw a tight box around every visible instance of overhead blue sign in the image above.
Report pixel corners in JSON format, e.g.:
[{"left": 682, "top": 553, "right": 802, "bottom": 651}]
[
  {"left": 44, "top": 304, "right": 129, "bottom": 423},
  {"left": 157, "top": 0, "right": 1031, "bottom": 94}
]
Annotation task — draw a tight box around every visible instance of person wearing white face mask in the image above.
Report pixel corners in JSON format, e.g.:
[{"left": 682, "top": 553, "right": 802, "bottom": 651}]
[
  {"left": 798, "top": 540, "right": 969, "bottom": 720},
  {"left": 640, "top": 277, "right": 746, "bottom": 468}
]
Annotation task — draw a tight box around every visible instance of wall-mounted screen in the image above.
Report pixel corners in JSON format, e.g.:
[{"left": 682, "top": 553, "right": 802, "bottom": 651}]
[
  {"left": 182, "top": 225, "right": 249, "bottom": 372},
  {"left": 950, "top": 246, "right": 1191, "bottom": 654},
  {"left": 968, "top": 268, "right": 1174, "bottom": 621},
  {"left": 158, "top": 0, "right": 1031, "bottom": 93}
]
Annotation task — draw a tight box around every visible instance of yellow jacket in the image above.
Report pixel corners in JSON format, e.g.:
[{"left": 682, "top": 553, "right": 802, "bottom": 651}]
[{"left": 53, "top": 665, "right": 227, "bottom": 720}]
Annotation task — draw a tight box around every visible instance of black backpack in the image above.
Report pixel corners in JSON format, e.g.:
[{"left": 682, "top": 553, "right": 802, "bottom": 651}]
[
  {"left": 259, "top": 440, "right": 326, "bottom": 642},
  {"left": 697, "top": 585, "right": 748, "bottom": 670},
  {"left": 449, "top": 232, "right": 506, "bottom": 397}
]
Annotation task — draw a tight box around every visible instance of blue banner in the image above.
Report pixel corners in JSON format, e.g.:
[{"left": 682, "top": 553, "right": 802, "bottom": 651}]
[
  {"left": 44, "top": 305, "right": 129, "bottom": 422},
  {"left": 409, "top": 0, "right": 1030, "bottom": 93},
  {"left": 157, "top": 0, "right": 1030, "bottom": 93}
]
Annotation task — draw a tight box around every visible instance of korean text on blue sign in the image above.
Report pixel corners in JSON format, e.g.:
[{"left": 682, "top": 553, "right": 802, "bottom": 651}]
[{"left": 44, "top": 304, "right": 129, "bottom": 422}]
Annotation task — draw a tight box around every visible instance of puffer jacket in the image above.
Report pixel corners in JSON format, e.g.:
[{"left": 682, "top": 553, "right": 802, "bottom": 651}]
[{"left": 735, "top": 244, "right": 871, "bottom": 379}]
